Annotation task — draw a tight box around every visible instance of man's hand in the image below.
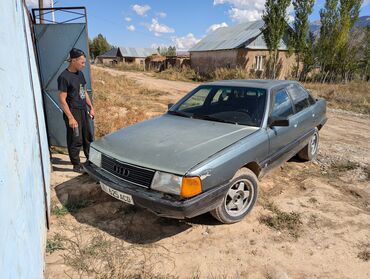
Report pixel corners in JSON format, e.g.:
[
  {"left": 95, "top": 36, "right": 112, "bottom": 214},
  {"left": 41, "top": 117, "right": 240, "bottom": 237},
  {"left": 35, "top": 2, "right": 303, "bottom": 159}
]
[
  {"left": 89, "top": 108, "right": 95, "bottom": 119},
  {"left": 69, "top": 118, "right": 78, "bottom": 129}
]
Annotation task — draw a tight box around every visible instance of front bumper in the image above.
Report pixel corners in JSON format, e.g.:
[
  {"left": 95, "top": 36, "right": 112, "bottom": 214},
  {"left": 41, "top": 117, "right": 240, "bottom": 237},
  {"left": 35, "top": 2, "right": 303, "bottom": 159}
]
[{"left": 84, "top": 163, "right": 228, "bottom": 219}]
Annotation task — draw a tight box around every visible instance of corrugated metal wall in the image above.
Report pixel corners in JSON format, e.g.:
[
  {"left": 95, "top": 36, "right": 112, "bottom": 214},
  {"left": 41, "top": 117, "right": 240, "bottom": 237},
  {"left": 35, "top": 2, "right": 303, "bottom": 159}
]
[
  {"left": 0, "top": 1, "right": 50, "bottom": 278},
  {"left": 33, "top": 22, "right": 92, "bottom": 147}
]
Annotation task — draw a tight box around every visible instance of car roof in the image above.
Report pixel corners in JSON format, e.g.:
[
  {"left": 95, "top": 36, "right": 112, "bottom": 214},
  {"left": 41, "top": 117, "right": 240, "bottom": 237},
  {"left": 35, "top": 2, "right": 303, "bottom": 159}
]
[{"left": 202, "top": 79, "right": 298, "bottom": 90}]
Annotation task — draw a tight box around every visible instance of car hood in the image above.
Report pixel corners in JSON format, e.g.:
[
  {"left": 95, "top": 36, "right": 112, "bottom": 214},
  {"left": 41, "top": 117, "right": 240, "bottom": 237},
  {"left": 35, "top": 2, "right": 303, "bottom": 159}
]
[{"left": 92, "top": 114, "right": 258, "bottom": 175}]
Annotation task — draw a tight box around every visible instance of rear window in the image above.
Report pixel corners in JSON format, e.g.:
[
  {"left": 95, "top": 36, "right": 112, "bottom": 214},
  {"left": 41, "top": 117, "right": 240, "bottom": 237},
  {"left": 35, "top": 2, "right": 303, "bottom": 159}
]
[{"left": 286, "top": 84, "right": 313, "bottom": 113}]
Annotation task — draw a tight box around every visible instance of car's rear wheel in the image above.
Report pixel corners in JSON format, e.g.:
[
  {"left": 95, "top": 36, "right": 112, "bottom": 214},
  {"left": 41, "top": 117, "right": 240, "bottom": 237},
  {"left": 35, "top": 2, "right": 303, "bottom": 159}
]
[
  {"left": 298, "top": 128, "right": 319, "bottom": 161},
  {"left": 211, "top": 168, "right": 258, "bottom": 224}
]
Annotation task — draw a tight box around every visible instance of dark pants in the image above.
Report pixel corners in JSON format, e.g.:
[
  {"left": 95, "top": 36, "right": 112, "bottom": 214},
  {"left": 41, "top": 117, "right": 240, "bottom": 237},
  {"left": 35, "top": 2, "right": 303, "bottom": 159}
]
[{"left": 63, "top": 108, "right": 93, "bottom": 166}]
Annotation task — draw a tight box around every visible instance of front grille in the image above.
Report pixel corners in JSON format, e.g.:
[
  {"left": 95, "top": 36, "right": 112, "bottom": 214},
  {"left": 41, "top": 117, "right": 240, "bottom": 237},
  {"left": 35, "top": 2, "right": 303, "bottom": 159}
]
[{"left": 101, "top": 155, "right": 155, "bottom": 188}]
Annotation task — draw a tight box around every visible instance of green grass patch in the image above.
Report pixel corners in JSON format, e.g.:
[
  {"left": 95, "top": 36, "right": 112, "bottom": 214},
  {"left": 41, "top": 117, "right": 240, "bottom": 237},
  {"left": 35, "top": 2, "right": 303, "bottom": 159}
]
[
  {"left": 259, "top": 200, "right": 303, "bottom": 238},
  {"left": 46, "top": 233, "right": 64, "bottom": 254}
]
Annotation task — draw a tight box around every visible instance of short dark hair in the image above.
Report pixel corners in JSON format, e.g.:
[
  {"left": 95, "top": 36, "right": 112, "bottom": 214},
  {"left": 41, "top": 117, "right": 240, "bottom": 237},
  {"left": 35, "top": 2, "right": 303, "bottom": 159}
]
[{"left": 68, "top": 48, "right": 86, "bottom": 61}]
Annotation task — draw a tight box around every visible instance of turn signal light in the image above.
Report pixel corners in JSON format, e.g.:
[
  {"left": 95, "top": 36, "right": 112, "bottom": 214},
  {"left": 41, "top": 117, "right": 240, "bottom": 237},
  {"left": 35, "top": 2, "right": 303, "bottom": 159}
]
[{"left": 181, "top": 177, "right": 202, "bottom": 198}]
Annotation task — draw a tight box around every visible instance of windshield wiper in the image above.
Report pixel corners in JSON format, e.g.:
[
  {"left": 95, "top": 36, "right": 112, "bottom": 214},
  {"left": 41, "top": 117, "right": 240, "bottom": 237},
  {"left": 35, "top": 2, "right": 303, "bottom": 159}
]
[
  {"left": 193, "top": 114, "right": 238, "bottom": 125},
  {"left": 167, "top": 110, "right": 190, "bottom": 118}
]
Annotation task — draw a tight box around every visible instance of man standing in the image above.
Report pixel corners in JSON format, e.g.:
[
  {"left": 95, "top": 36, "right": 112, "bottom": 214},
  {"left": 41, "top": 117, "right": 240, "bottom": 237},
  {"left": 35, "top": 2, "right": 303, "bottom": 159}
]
[{"left": 58, "top": 48, "right": 94, "bottom": 173}]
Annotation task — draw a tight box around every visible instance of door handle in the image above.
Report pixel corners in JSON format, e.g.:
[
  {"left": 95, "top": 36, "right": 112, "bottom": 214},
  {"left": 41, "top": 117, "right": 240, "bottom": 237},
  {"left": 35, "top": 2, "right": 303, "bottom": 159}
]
[{"left": 294, "top": 123, "right": 298, "bottom": 128}]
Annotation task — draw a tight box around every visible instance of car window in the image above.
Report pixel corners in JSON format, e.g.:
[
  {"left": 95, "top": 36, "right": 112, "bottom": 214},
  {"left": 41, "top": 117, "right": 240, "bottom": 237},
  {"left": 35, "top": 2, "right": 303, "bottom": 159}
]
[
  {"left": 177, "top": 88, "right": 211, "bottom": 110},
  {"left": 298, "top": 84, "right": 316, "bottom": 105},
  {"left": 286, "top": 84, "right": 311, "bottom": 113},
  {"left": 271, "top": 90, "right": 294, "bottom": 118}
]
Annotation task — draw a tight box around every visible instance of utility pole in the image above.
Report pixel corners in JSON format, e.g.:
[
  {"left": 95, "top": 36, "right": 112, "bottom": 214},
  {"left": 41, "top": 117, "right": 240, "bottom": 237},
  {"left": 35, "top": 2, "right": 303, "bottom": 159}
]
[
  {"left": 38, "top": 0, "right": 44, "bottom": 23},
  {"left": 51, "top": 0, "right": 55, "bottom": 23}
]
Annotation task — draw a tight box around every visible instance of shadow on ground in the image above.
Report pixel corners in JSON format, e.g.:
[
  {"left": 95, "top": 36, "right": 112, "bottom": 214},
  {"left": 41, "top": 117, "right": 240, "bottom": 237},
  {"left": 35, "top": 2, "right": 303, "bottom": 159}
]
[{"left": 54, "top": 173, "right": 220, "bottom": 244}]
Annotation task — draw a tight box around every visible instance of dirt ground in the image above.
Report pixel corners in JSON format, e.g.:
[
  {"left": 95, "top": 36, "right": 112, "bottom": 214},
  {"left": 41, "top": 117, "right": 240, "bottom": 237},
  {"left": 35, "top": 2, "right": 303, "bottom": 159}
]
[{"left": 45, "top": 67, "right": 370, "bottom": 279}]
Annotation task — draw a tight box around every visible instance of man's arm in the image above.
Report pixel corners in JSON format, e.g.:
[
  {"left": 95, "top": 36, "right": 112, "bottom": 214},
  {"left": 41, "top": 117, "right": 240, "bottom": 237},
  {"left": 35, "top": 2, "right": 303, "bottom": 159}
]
[
  {"left": 85, "top": 92, "right": 94, "bottom": 118},
  {"left": 59, "top": 91, "right": 78, "bottom": 129}
]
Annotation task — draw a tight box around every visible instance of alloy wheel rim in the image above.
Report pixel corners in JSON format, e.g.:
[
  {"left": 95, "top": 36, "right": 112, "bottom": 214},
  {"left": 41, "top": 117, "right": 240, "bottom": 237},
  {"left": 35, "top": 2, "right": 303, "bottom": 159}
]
[{"left": 224, "top": 179, "right": 254, "bottom": 217}]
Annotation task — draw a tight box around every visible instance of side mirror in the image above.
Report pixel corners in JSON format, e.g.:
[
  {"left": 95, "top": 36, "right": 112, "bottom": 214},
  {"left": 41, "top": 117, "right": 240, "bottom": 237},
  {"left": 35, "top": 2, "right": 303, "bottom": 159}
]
[
  {"left": 167, "top": 103, "right": 174, "bottom": 110},
  {"left": 269, "top": 117, "right": 289, "bottom": 127}
]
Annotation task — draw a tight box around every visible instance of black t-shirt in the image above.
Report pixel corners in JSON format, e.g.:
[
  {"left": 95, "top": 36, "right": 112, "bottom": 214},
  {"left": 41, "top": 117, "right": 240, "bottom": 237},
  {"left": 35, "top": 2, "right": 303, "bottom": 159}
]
[{"left": 57, "top": 69, "right": 87, "bottom": 110}]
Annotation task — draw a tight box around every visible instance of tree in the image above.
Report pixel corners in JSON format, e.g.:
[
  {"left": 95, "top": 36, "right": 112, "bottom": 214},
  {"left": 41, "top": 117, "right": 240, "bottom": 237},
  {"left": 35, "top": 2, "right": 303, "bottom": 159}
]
[
  {"left": 89, "top": 34, "right": 111, "bottom": 59},
  {"left": 361, "top": 26, "right": 370, "bottom": 80},
  {"left": 301, "top": 32, "right": 316, "bottom": 80},
  {"left": 317, "top": 0, "right": 362, "bottom": 82},
  {"left": 292, "top": 0, "right": 315, "bottom": 79},
  {"left": 336, "top": 0, "right": 362, "bottom": 82},
  {"left": 317, "top": 0, "right": 339, "bottom": 82},
  {"left": 262, "top": 0, "right": 292, "bottom": 79},
  {"left": 157, "top": 46, "right": 177, "bottom": 56}
]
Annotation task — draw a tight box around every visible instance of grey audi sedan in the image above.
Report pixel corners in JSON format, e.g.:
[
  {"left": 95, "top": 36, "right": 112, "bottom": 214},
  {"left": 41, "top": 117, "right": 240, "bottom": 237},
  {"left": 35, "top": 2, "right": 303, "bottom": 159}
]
[{"left": 85, "top": 80, "right": 327, "bottom": 223}]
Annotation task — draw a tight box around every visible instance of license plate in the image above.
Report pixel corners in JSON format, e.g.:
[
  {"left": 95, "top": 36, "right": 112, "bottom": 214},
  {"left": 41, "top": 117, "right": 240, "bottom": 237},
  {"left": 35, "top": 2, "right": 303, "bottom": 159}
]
[{"left": 100, "top": 182, "right": 134, "bottom": 205}]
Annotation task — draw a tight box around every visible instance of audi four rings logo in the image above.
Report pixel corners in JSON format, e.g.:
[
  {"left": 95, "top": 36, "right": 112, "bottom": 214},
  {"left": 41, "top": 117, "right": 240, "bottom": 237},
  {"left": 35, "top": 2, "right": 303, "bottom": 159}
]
[{"left": 113, "top": 165, "right": 130, "bottom": 177}]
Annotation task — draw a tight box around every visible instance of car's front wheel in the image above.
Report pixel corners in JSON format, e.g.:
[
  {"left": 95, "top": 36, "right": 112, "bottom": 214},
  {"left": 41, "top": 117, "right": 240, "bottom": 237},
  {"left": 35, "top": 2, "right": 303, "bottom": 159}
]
[{"left": 211, "top": 168, "right": 258, "bottom": 224}]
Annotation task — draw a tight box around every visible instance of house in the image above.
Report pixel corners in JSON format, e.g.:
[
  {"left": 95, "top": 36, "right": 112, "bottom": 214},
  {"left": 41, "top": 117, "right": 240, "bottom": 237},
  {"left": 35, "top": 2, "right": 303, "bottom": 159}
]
[
  {"left": 97, "top": 47, "right": 157, "bottom": 66},
  {"left": 97, "top": 47, "right": 121, "bottom": 65},
  {"left": 189, "top": 20, "right": 295, "bottom": 79}
]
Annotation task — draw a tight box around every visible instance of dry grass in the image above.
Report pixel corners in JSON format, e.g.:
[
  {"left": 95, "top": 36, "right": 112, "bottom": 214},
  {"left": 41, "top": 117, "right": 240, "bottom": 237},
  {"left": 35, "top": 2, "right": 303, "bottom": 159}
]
[
  {"left": 111, "top": 63, "right": 145, "bottom": 72},
  {"left": 53, "top": 224, "right": 176, "bottom": 279},
  {"left": 211, "top": 67, "right": 248, "bottom": 80},
  {"left": 304, "top": 81, "right": 370, "bottom": 115},
  {"left": 154, "top": 67, "right": 204, "bottom": 82},
  {"left": 91, "top": 68, "right": 168, "bottom": 138},
  {"left": 154, "top": 67, "right": 250, "bottom": 82}
]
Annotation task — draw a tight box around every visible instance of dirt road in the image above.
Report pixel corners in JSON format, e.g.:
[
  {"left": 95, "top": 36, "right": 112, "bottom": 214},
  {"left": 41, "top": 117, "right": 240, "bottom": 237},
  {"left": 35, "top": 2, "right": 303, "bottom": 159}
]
[
  {"left": 46, "top": 67, "right": 370, "bottom": 279},
  {"left": 93, "top": 65, "right": 198, "bottom": 98}
]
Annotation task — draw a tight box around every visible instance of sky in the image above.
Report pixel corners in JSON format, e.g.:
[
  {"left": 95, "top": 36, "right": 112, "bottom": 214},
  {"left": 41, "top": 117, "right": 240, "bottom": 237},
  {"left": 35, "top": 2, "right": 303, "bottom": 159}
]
[{"left": 27, "top": 0, "right": 370, "bottom": 50}]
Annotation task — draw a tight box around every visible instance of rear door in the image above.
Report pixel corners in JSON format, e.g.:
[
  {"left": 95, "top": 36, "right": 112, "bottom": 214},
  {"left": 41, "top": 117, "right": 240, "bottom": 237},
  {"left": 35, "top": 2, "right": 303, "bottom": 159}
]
[{"left": 286, "top": 84, "right": 315, "bottom": 136}]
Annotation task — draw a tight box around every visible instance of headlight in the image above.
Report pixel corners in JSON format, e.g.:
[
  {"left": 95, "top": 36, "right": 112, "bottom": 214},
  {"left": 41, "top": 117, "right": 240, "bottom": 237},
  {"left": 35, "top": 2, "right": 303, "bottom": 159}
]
[
  {"left": 151, "top": 172, "right": 202, "bottom": 198},
  {"left": 151, "top": 171, "right": 182, "bottom": 195},
  {"left": 89, "top": 147, "right": 102, "bottom": 167}
]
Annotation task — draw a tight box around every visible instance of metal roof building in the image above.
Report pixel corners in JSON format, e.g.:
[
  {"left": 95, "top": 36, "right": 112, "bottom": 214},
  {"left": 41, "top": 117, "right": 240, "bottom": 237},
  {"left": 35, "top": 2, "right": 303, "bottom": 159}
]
[
  {"left": 119, "top": 47, "right": 157, "bottom": 58},
  {"left": 97, "top": 47, "right": 157, "bottom": 65},
  {"left": 190, "top": 20, "right": 288, "bottom": 52},
  {"left": 189, "top": 20, "right": 294, "bottom": 79}
]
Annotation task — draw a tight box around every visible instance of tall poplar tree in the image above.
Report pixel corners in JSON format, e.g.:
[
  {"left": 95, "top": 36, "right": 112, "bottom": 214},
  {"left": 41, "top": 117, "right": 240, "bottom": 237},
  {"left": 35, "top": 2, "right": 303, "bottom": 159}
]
[
  {"left": 337, "top": 0, "right": 361, "bottom": 81},
  {"left": 317, "top": 0, "right": 339, "bottom": 82},
  {"left": 262, "top": 0, "right": 291, "bottom": 79},
  {"left": 292, "top": 0, "right": 315, "bottom": 79}
]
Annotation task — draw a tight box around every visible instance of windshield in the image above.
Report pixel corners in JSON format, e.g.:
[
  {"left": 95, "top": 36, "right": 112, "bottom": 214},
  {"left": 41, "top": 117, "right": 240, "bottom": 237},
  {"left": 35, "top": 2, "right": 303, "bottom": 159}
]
[{"left": 168, "top": 85, "right": 267, "bottom": 127}]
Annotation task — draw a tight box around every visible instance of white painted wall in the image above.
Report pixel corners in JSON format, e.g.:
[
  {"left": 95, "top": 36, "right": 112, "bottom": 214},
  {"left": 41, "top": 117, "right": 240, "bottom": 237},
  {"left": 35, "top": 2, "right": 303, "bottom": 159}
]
[{"left": 0, "top": 1, "right": 50, "bottom": 278}]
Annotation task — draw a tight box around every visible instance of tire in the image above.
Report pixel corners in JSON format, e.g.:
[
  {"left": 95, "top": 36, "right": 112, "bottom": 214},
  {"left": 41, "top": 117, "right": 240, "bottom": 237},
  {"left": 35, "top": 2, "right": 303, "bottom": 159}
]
[
  {"left": 298, "top": 127, "right": 319, "bottom": 161},
  {"left": 211, "top": 168, "right": 258, "bottom": 224}
]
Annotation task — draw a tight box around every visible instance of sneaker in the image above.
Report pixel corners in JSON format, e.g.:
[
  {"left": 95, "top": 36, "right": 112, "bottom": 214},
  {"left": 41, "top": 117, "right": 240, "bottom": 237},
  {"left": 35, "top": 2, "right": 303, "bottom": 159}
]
[{"left": 73, "top": 164, "right": 86, "bottom": 174}]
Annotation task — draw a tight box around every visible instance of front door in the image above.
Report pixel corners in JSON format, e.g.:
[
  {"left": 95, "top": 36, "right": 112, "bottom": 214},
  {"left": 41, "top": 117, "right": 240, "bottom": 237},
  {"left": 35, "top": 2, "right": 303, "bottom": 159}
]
[{"left": 266, "top": 88, "right": 298, "bottom": 167}]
